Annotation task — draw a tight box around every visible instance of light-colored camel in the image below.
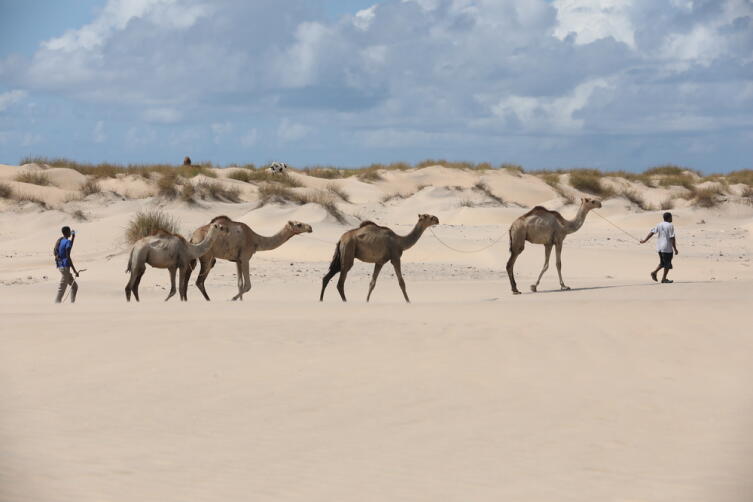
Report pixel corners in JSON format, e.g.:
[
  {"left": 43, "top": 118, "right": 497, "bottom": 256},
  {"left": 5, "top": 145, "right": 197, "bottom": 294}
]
[
  {"left": 125, "top": 221, "right": 228, "bottom": 302},
  {"left": 189, "top": 216, "right": 313, "bottom": 301},
  {"left": 506, "top": 197, "right": 602, "bottom": 294},
  {"left": 320, "top": 214, "right": 439, "bottom": 303}
]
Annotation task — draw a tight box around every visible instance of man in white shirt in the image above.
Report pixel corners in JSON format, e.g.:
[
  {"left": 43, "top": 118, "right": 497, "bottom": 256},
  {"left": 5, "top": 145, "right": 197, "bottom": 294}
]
[{"left": 640, "top": 212, "right": 679, "bottom": 283}]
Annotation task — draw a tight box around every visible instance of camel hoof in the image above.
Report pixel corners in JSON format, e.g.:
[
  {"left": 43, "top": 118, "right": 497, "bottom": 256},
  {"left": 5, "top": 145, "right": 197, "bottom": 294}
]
[
  {"left": 561, "top": 286, "right": 571, "bottom": 291},
  {"left": 512, "top": 290, "right": 522, "bottom": 295},
  {"left": 530, "top": 285, "right": 537, "bottom": 292}
]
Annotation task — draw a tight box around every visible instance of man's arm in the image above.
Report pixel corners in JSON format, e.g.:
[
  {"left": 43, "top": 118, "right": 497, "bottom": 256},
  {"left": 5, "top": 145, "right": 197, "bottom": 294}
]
[
  {"left": 640, "top": 231, "right": 654, "bottom": 244},
  {"left": 66, "top": 239, "right": 79, "bottom": 276},
  {"left": 671, "top": 236, "right": 678, "bottom": 255}
]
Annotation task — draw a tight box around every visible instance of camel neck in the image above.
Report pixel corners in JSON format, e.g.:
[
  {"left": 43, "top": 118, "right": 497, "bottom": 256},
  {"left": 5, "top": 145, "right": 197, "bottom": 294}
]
[
  {"left": 398, "top": 223, "right": 428, "bottom": 251},
  {"left": 189, "top": 229, "right": 218, "bottom": 258},
  {"left": 255, "top": 227, "right": 295, "bottom": 251},
  {"left": 565, "top": 205, "right": 591, "bottom": 234}
]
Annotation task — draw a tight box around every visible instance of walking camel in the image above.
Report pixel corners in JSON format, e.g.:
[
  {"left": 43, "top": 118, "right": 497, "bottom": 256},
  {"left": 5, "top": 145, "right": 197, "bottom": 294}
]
[
  {"left": 125, "top": 220, "right": 228, "bottom": 302},
  {"left": 189, "top": 216, "right": 313, "bottom": 301},
  {"left": 320, "top": 214, "right": 439, "bottom": 303},
  {"left": 506, "top": 197, "right": 602, "bottom": 294}
]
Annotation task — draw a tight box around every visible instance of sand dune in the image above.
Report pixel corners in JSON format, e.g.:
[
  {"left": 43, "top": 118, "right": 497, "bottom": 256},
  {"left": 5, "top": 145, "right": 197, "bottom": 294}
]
[{"left": 1, "top": 162, "right": 752, "bottom": 501}]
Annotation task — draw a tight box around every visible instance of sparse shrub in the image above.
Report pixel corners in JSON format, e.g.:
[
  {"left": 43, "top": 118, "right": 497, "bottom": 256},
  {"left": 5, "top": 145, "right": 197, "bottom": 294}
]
[
  {"left": 728, "top": 170, "right": 753, "bottom": 186},
  {"left": 693, "top": 187, "right": 723, "bottom": 208},
  {"left": 80, "top": 179, "right": 101, "bottom": 196},
  {"left": 473, "top": 181, "right": 505, "bottom": 205},
  {"left": 474, "top": 162, "right": 494, "bottom": 171},
  {"left": 621, "top": 188, "right": 653, "bottom": 210},
  {"left": 125, "top": 210, "right": 181, "bottom": 244},
  {"left": 660, "top": 198, "right": 674, "bottom": 210},
  {"left": 180, "top": 183, "right": 196, "bottom": 202},
  {"left": 0, "top": 182, "right": 12, "bottom": 198},
  {"left": 257, "top": 184, "right": 307, "bottom": 206},
  {"left": 742, "top": 186, "right": 753, "bottom": 205},
  {"left": 306, "top": 190, "right": 347, "bottom": 223},
  {"left": 359, "top": 166, "right": 384, "bottom": 182},
  {"left": 232, "top": 168, "right": 302, "bottom": 187},
  {"left": 380, "top": 192, "right": 404, "bottom": 203},
  {"left": 539, "top": 172, "right": 561, "bottom": 188},
  {"left": 15, "top": 171, "right": 50, "bottom": 186},
  {"left": 227, "top": 170, "right": 253, "bottom": 183},
  {"left": 644, "top": 164, "right": 699, "bottom": 176},
  {"left": 568, "top": 169, "right": 615, "bottom": 197},
  {"left": 658, "top": 174, "right": 696, "bottom": 192},
  {"left": 157, "top": 172, "right": 180, "bottom": 199},
  {"left": 303, "top": 166, "right": 344, "bottom": 179},
  {"left": 326, "top": 183, "right": 350, "bottom": 203},
  {"left": 501, "top": 163, "right": 524, "bottom": 176},
  {"left": 13, "top": 192, "right": 49, "bottom": 208},
  {"left": 195, "top": 181, "right": 241, "bottom": 202},
  {"left": 72, "top": 209, "right": 87, "bottom": 221},
  {"left": 459, "top": 198, "right": 475, "bottom": 208}
]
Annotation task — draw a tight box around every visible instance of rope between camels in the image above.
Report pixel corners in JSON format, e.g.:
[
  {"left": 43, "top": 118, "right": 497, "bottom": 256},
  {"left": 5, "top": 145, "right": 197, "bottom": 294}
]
[
  {"left": 429, "top": 227, "right": 507, "bottom": 254},
  {"left": 592, "top": 211, "right": 641, "bottom": 242}
]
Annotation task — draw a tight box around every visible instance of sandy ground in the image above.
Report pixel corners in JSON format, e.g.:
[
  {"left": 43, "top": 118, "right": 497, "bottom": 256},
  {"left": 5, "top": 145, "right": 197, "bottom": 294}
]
[{"left": 1, "top": 163, "right": 752, "bottom": 501}]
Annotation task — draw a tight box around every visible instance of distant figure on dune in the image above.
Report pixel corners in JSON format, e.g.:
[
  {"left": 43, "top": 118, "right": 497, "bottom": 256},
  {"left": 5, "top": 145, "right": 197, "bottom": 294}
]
[
  {"left": 506, "top": 197, "right": 602, "bottom": 294},
  {"left": 269, "top": 161, "right": 287, "bottom": 174},
  {"left": 54, "top": 226, "right": 79, "bottom": 303},
  {"left": 183, "top": 156, "right": 191, "bottom": 166},
  {"left": 640, "top": 212, "right": 678, "bottom": 284},
  {"left": 320, "top": 214, "right": 439, "bottom": 303}
]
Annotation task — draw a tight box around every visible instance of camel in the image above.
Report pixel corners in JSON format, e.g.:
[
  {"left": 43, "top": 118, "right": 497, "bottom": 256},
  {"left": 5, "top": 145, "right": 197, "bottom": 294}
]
[
  {"left": 506, "top": 197, "right": 602, "bottom": 295},
  {"left": 189, "top": 216, "right": 313, "bottom": 301},
  {"left": 320, "top": 214, "right": 439, "bottom": 303},
  {"left": 125, "top": 221, "right": 228, "bottom": 302}
]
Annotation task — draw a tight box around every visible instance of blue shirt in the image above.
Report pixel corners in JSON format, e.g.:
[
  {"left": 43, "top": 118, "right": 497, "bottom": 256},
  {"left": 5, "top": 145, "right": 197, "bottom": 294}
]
[{"left": 56, "top": 238, "right": 73, "bottom": 267}]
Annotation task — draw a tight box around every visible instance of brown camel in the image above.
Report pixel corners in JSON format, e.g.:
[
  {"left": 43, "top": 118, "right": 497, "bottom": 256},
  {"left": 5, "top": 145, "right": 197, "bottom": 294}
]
[
  {"left": 506, "top": 197, "right": 602, "bottom": 294},
  {"left": 320, "top": 214, "right": 439, "bottom": 303},
  {"left": 125, "top": 221, "right": 228, "bottom": 302},
  {"left": 189, "top": 216, "right": 313, "bottom": 301}
]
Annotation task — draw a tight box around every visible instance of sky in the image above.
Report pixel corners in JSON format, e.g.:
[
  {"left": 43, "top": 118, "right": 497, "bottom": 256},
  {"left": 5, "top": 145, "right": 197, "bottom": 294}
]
[{"left": 0, "top": 0, "right": 752, "bottom": 173}]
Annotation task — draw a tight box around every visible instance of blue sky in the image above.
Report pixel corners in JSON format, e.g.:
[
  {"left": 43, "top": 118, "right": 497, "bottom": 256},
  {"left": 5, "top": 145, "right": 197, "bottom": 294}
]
[{"left": 1, "top": 0, "right": 752, "bottom": 172}]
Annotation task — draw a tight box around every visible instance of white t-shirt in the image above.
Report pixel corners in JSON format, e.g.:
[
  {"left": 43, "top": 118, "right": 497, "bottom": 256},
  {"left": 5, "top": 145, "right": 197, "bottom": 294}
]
[{"left": 651, "top": 221, "right": 675, "bottom": 253}]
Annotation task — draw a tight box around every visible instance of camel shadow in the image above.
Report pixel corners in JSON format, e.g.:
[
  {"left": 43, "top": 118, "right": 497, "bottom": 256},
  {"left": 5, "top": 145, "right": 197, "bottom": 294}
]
[{"left": 534, "top": 280, "right": 714, "bottom": 294}]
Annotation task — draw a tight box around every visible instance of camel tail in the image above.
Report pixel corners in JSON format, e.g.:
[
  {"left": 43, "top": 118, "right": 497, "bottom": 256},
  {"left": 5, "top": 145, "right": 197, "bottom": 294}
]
[
  {"left": 327, "top": 242, "right": 342, "bottom": 275},
  {"left": 320, "top": 242, "right": 342, "bottom": 301},
  {"left": 125, "top": 247, "right": 135, "bottom": 274}
]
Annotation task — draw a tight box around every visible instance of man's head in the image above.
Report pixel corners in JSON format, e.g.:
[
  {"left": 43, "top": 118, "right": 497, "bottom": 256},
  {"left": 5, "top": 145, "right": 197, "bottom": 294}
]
[
  {"left": 61, "top": 226, "right": 71, "bottom": 237},
  {"left": 663, "top": 212, "right": 672, "bottom": 222}
]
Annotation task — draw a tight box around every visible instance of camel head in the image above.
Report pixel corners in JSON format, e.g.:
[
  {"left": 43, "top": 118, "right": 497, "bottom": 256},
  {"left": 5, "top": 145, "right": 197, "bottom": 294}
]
[
  {"left": 287, "top": 221, "right": 313, "bottom": 234},
  {"left": 207, "top": 220, "right": 230, "bottom": 238},
  {"left": 580, "top": 197, "right": 602, "bottom": 210},
  {"left": 417, "top": 213, "right": 440, "bottom": 228}
]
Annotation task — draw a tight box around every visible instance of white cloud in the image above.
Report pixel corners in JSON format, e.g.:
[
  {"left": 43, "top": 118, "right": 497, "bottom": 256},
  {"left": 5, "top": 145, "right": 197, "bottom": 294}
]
[
  {"left": 353, "top": 5, "right": 378, "bottom": 30},
  {"left": 143, "top": 107, "right": 182, "bottom": 123},
  {"left": 92, "top": 121, "right": 106, "bottom": 143},
  {"left": 240, "top": 129, "right": 258, "bottom": 147},
  {"left": 277, "top": 118, "right": 310, "bottom": 143},
  {"left": 0, "top": 90, "right": 27, "bottom": 112},
  {"left": 211, "top": 121, "right": 233, "bottom": 144},
  {"left": 553, "top": 0, "right": 636, "bottom": 48}
]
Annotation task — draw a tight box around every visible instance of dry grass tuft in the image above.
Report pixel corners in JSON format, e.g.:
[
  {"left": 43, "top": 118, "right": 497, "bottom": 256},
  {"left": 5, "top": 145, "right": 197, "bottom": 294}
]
[
  {"left": 742, "top": 186, "right": 753, "bottom": 205},
  {"left": 195, "top": 181, "right": 241, "bottom": 202},
  {"left": 13, "top": 192, "right": 49, "bottom": 208},
  {"left": 157, "top": 172, "right": 180, "bottom": 199},
  {"left": 644, "top": 164, "right": 699, "bottom": 176},
  {"left": 693, "top": 187, "right": 724, "bottom": 208},
  {"left": 380, "top": 192, "right": 404, "bottom": 204},
  {"left": 660, "top": 198, "right": 674, "bottom": 210},
  {"left": 15, "top": 171, "right": 50, "bottom": 186},
  {"left": 126, "top": 210, "right": 181, "bottom": 244},
  {"left": 459, "top": 198, "right": 476, "bottom": 208},
  {"left": 658, "top": 174, "right": 696, "bottom": 192},
  {"left": 728, "top": 169, "right": 753, "bottom": 186},
  {"left": 359, "top": 166, "right": 385, "bottom": 182},
  {"left": 226, "top": 170, "right": 254, "bottom": 183},
  {"left": 473, "top": 181, "right": 504, "bottom": 205},
  {"left": 501, "top": 163, "right": 524, "bottom": 176},
  {"left": 72, "top": 209, "right": 87, "bottom": 221},
  {"left": 306, "top": 190, "right": 347, "bottom": 223},
  {"left": 302, "top": 166, "right": 343, "bottom": 179},
  {"left": 568, "top": 169, "right": 615, "bottom": 198},
  {"left": 0, "top": 182, "right": 13, "bottom": 199},
  {"left": 256, "top": 185, "right": 346, "bottom": 222},
  {"left": 621, "top": 188, "right": 653, "bottom": 211},
  {"left": 180, "top": 183, "right": 196, "bottom": 202},
  {"left": 326, "top": 183, "right": 350, "bottom": 203},
  {"left": 80, "top": 179, "right": 102, "bottom": 196}
]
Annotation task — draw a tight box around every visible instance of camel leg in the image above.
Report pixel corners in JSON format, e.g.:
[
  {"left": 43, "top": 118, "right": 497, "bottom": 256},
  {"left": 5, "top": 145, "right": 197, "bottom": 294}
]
[
  {"left": 132, "top": 266, "right": 146, "bottom": 302},
  {"left": 195, "top": 256, "right": 215, "bottom": 301},
  {"left": 336, "top": 245, "right": 355, "bottom": 302},
  {"left": 366, "top": 263, "right": 384, "bottom": 302},
  {"left": 555, "top": 240, "right": 570, "bottom": 291},
  {"left": 178, "top": 266, "right": 187, "bottom": 301},
  {"left": 531, "top": 243, "right": 553, "bottom": 292},
  {"left": 165, "top": 266, "right": 177, "bottom": 302},
  {"left": 125, "top": 271, "right": 137, "bottom": 302},
  {"left": 232, "top": 261, "right": 252, "bottom": 301},
  {"left": 320, "top": 269, "right": 338, "bottom": 301},
  {"left": 506, "top": 246, "right": 524, "bottom": 295},
  {"left": 391, "top": 258, "right": 410, "bottom": 303}
]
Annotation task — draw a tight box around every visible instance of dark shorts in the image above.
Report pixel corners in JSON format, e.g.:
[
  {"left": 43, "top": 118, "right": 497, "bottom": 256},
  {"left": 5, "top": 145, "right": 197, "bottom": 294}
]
[{"left": 658, "top": 252, "right": 673, "bottom": 269}]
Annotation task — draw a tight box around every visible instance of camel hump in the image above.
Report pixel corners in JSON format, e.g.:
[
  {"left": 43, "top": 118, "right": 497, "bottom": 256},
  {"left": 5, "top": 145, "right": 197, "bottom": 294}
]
[{"left": 522, "top": 206, "right": 566, "bottom": 224}]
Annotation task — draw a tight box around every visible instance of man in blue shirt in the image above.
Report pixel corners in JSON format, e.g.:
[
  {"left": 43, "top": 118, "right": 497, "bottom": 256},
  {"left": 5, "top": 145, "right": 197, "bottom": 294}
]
[{"left": 54, "top": 226, "right": 79, "bottom": 303}]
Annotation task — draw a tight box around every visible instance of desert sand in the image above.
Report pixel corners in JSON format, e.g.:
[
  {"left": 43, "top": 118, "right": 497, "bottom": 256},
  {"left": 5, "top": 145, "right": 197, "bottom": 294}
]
[{"left": 1, "top": 162, "right": 752, "bottom": 501}]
